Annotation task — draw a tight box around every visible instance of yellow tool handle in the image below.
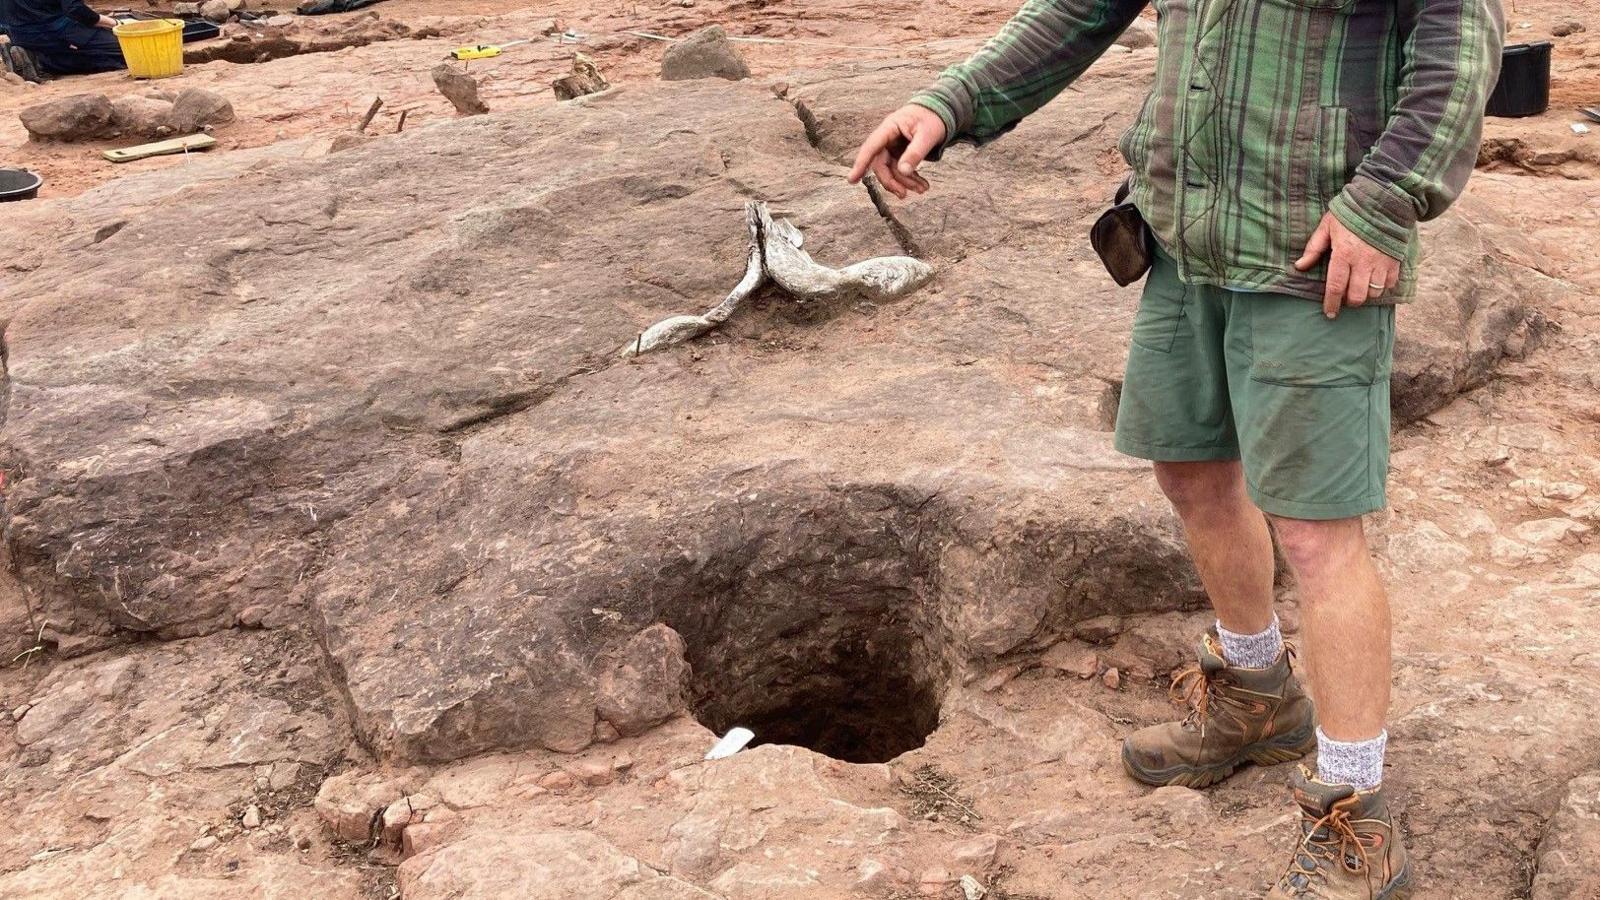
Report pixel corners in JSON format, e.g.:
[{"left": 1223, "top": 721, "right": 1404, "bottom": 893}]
[{"left": 451, "top": 44, "right": 503, "bottom": 61}]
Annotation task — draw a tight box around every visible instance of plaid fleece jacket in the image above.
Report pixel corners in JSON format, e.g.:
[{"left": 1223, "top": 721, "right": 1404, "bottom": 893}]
[{"left": 910, "top": 0, "right": 1504, "bottom": 302}]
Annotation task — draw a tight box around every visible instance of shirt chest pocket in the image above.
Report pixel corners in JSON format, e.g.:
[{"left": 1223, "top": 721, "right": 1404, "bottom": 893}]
[{"left": 1316, "top": 106, "right": 1352, "bottom": 204}]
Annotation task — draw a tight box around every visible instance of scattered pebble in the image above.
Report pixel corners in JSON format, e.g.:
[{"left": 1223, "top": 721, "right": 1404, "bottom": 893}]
[
  {"left": 190, "top": 835, "right": 219, "bottom": 852},
  {"left": 1103, "top": 667, "right": 1122, "bottom": 690},
  {"left": 241, "top": 805, "right": 263, "bottom": 829}
]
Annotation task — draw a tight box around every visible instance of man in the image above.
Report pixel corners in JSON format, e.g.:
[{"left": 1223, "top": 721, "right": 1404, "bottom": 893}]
[
  {"left": 851, "top": 0, "right": 1500, "bottom": 894},
  {"left": 0, "top": 0, "right": 124, "bottom": 78}
]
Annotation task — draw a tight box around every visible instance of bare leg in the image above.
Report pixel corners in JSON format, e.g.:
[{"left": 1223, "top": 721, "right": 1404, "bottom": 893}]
[
  {"left": 1269, "top": 515, "right": 1390, "bottom": 741},
  {"left": 1153, "top": 461, "right": 1276, "bottom": 634}
]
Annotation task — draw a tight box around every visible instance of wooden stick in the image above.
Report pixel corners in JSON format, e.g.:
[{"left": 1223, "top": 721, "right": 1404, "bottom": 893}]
[
  {"left": 395, "top": 109, "right": 409, "bottom": 133},
  {"left": 357, "top": 96, "right": 384, "bottom": 133}
]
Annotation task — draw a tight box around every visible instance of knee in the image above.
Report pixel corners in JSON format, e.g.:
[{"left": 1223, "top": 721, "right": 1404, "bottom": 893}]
[
  {"left": 1269, "top": 516, "right": 1365, "bottom": 576},
  {"left": 1153, "top": 461, "right": 1245, "bottom": 519}
]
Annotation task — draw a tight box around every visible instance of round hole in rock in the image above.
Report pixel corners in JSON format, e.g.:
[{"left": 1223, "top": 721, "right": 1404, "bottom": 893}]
[{"left": 686, "top": 606, "right": 947, "bottom": 765}]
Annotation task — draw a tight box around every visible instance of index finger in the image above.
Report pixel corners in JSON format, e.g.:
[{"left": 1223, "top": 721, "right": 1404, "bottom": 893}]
[{"left": 849, "top": 120, "right": 901, "bottom": 184}]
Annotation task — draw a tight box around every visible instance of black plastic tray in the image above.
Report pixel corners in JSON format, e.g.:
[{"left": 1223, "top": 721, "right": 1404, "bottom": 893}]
[{"left": 183, "top": 21, "right": 222, "bottom": 43}]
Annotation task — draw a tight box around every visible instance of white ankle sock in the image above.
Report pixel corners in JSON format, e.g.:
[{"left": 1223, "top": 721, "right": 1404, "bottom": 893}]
[
  {"left": 1215, "top": 616, "right": 1284, "bottom": 669},
  {"left": 1316, "top": 727, "right": 1387, "bottom": 790}
]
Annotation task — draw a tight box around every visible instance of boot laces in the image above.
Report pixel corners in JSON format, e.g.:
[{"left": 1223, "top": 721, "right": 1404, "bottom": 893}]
[
  {"left": 1170, "top": 641, "right": 1294, "bottom": 737},
  {"left": 1169, "top": 666, "right": 1249, "bottom": 737},
  {"left": 1280, "top": 799, "right": 1381, "bottom": 899}
]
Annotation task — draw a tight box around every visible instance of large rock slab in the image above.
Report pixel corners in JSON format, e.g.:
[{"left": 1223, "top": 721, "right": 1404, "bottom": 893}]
[{"left": 0, "top": 60, "right": 1566, "bottom": 765}]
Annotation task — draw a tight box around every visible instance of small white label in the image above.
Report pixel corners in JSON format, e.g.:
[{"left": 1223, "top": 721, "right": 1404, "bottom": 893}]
[{"left": 705, "top": 727, "right": 756, "bottom": 760}]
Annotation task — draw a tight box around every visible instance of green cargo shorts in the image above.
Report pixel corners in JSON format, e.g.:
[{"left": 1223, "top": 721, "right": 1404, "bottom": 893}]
[{"left": 1114, "top": 248, "right": 1395, "bottom": 520}]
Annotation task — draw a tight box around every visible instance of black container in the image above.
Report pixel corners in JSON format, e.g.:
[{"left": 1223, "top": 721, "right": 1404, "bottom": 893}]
[
  {"left": 183, "top": 21, "right": 222, "bottom": 43},
  {"left": 1485, "top": 42, "right": 1552, "bottom": 118},
  {"left": 0, "top": 168, "right": 42, "bottom": 202}
]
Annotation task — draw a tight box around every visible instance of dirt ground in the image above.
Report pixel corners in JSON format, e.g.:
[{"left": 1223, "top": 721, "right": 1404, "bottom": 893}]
[{"left": 2, "top": 1, "right": 1600, "bottom": 899}]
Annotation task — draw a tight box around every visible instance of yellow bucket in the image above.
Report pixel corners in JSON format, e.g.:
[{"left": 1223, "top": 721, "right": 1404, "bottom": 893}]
[{"left": 114, "top": 19, "right": 185, "bottom": 79}]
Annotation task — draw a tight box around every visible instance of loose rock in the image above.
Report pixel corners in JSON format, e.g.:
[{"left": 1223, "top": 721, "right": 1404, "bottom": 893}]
[
  {"left": 432, "top": 63, "right": 488, "bottom": 116},
  {"left": 1040, "top": 642, "right": 1100, "bottom": 679},
  {"left": 552, "top": 53, "right": 609, "bottom": 101},
  {"left": 596, "top": 624, "right": 691, "bottom": 737},
  {"left": 168, "top": 87, "right": 236, "bottom": 134},
  {"left": 660, "top": 25, "right": 750, "bottom": 82},
  {"left": 110, "top": 95, "right": 176, "bottom": 139},
  {"left": 314, "top": 770, "right": 425, "bottom": 843}
]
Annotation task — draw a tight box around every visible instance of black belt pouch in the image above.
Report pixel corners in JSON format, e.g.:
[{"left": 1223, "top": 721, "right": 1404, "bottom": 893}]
[{"left": 1090, "top": 180, "right": 1154, "bottom": 287}]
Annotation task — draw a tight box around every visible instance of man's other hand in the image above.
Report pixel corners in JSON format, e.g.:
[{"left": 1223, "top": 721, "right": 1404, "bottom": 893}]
[
  {"left": 848, "top": 105, "right": 948, "bottom": 200},
  {"left": 1294, "top": 212, "right": 1401, "bottom": 318},
  {"left": 97, "top": 15, "right": 118, "bottom": 28}
]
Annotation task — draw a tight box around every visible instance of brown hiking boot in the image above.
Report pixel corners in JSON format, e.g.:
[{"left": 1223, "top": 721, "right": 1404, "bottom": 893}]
[
  {"left": 1268, "top": 766, "right": 1412, "bottom": 899},
  {"left": 1121, "top": 629, "right": 1315, "bottom": 788}
]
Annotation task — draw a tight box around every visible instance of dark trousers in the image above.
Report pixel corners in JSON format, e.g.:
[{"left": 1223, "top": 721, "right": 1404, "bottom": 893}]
[{"left": 7, "top": 16, "right": 125, "bottom": 76}]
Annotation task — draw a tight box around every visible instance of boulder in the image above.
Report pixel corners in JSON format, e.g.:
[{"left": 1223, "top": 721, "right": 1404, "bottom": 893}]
[
  {"left": 596, "top": 624, "right": 692, "bottom": 737},
  {"left": 19, "top": 93, "right": 115, "bottom": 141},
  {"left": 167, "top": 87, "right": 236, "bottom": 133},
  {"left": 200, "top": 0, "right": 231, "bottom": 22},
  {"left": 432, "top": 63, "right": 488, "bottom": 116},
  {"left": 661, "top": 25, "right": 750, "bottom": 82}
]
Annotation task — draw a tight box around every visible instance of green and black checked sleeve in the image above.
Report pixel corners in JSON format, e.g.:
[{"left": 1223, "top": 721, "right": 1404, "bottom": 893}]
[
  {"left": 909, "top": 0, "right": 1150, "bottom": 153},
  {"left": 1328, "top": 0, "right": 1505, "bottom": 260}
]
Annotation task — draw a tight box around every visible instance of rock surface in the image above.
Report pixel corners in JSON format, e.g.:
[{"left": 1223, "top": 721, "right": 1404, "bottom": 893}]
[
  {"left": 0, "top": 1, "right": 1597, "bottom": 898},
  {"left": 1533, "top": 772, "right": 1600, "bottom": 900}
]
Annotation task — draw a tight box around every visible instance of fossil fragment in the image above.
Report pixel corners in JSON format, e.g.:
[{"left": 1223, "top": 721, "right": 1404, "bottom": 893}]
[
  {"left": 553, "top": 54, "right": 611, "bottom": 101},
  {"left": 623, "top": 200, "right": 934, "bottom": 357}
]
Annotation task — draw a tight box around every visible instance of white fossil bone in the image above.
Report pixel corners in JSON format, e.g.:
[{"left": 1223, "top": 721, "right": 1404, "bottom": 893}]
[
  {"left": 622, "top": 200, "right": 934, "bottom": 357},
  {"left": 753, "top": 201, "right": 933, "bottom": 302}
]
